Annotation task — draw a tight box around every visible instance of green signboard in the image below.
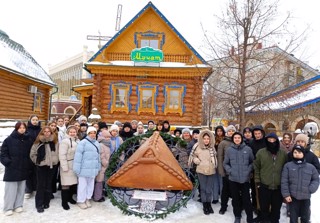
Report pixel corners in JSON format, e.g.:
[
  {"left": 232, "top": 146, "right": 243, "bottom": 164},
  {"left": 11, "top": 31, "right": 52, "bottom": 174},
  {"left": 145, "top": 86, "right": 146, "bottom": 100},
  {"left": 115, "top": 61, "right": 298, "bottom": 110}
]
[{"left": 131, "top": 46, "right": 164, "bottom": 63}]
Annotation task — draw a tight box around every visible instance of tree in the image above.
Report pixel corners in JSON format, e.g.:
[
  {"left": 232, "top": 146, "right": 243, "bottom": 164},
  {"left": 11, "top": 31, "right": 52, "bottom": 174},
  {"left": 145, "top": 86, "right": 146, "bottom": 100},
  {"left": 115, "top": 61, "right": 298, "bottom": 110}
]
[{"left": 203, "top": 0, "right": 309, "bottom": 130}]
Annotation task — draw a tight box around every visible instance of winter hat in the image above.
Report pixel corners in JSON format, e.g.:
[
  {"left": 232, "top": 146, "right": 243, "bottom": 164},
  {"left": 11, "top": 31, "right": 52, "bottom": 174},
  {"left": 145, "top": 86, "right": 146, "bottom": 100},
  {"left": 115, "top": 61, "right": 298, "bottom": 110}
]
[
  {"left": 101, "top": 129, "right": 111, "bottom": 138},
  {"left": 265, "top": 132, "right": 280, "bottom": 154},
  {"left": 114, "top": 121, "right": 122, "bottom": 127},
  {"left": 192, "top": 129, "right": 200, "bottom": 135},
  {"left": 232, "top": 132, "right": 243, "bottom": 145},
  {"left": 87, "top": 126, "right": 97, "bottom": 135},
  {"left": 182, "top": 128, "right": 191, "bottom": 135},
  {"left": 265, "top": 132, "right": 279, "bottom": 141},
  {"left": 131, "top": 120, "right": 138, "bottom": 125},
  {"left": 170, "top": 126, "right": 176, "bottom": 131},
  {"left": 292, "top": 145, "right": 305, "bottom": 156},
  {"left": 109, "top": 124, "right": 119, "bottom": 132},
  {"left": 226, "top": 125, "right": 236, "bottom": 133},
  {"left": 122, "top": 122, "right": 132, "bottom": 129},
  {"left": 98, "top": 121, "right": 108, "bottom": 130},
  {"left": 66, "top": 125, "right": 77, "bottom": 133},
  {"left": 243, "top": 127, "right": 252, "bottom": 134},
  {"left": 137, "top": 121, "right": 144, "bottom": 127},
  {"left": 295, "top": 134, "right": 309, "bottom": 144}
]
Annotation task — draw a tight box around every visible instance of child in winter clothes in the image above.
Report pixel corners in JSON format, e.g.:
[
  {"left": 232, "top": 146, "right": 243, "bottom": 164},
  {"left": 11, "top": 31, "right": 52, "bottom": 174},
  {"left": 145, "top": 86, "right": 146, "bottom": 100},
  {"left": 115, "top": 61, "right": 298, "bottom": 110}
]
[
  {"left": 281, "top": 145, "right": 319, "bottom": 223},
  {"left": 109, "top": 124, "right": 123, "bottom": 155},
  {"left": 73, "top": 127, "right": 101, "bottom": 209},
  {"left": 93, "top": 129, "right": 111, "bottom": 202},
  {"left": 188, "top": 129, "right": 217, "bottom": 215}
]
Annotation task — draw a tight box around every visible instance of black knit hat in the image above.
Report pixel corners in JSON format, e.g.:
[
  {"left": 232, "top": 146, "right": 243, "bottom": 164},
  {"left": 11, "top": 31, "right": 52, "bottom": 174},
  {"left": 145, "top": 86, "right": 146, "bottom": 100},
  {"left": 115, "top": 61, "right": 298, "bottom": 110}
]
[
  {"left": 98, "top": 121, "right": 108, "bottom": 130},
  {"left": 192, "top": 129, "right": 200, "bottom": 135},
  {"left": 80, "top": 123, "right": 88, "bottom": 127},
  {"left": 292, "top": 145, "right": 305, "bottom": 157},
  {"left": 122, "top": 122, "right": 132, "bottom": 129}
]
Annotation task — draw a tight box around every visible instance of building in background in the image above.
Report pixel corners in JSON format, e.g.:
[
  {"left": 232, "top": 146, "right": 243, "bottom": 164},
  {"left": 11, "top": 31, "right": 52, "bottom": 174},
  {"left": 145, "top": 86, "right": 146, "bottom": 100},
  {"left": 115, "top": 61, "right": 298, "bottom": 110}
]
[
  {"left": 49, "top": 46, "right": 94, "bottom": 120},
  {"left": 0, "top": 29, "right": 56, "bottom": 122},
  {"left": 73, "top": 2, "right": 212, "bottom": 126}
]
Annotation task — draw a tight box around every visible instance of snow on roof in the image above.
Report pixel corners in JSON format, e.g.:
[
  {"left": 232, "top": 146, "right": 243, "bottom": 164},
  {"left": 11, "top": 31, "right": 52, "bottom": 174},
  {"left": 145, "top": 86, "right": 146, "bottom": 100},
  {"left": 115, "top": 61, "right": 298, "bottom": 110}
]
[
  {"left": 86, "top": 61, "right": 211, "bottom": 68},
  {"left": 0, "top": 30, "right": 55, "bottom": 86},
  {"left": 246, "top": 78, "right": 320, "bottom": 112}
]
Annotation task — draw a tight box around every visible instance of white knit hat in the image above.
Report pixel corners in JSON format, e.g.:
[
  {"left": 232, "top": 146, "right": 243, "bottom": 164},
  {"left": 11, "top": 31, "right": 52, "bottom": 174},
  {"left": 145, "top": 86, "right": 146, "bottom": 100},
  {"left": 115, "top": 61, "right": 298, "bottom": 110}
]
[
  {"left": 109, "top": 124, "right": 119, "bottom": 132},
  {"left": 86, "top": 126, "right": 97, "bottom": 134}
]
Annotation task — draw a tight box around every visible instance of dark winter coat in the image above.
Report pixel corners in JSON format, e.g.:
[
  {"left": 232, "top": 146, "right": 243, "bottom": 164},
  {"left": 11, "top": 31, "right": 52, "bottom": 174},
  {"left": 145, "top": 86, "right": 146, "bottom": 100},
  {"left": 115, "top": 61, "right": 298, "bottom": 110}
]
[
  {"left": 254, "top": 148, "right": 287, "bottom": 190},
  {"left": 223, "top": 143, "right": 254, "bottom": 184},
  {"left": 288, "top": 145, "right": 320, "bottom": 174},
  {"left": 249, "top": 125, "right": 266, "bottom": 157},
  {"left": 187, "top": 138, "right": 198, "bottom": 155},
  {"left": 27, "top": 121, "right": 41, "bottom": 142},
  {"left": 281, "top": 160, "right": 319, "bottom": 200},
  {"left": 217, "top": 137, "right": 232, "bottom": 176},
  {"left": 0, "top": 130, "right": 33, "bottom": 181}
]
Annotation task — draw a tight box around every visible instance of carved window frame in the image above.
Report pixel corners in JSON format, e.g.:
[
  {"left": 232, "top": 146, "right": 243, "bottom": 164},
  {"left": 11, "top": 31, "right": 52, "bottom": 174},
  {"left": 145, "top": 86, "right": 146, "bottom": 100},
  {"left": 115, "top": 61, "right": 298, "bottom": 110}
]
[
  {"left": 109, "top": 82, "right": 132, "bottom": 114},
  {"left": 134, "top": 31, "right": 165, "bottom": 50},
  {"left": 162, "top": 83, "right": 186, "bottom": 116},
  {"left": 136, "top": 83, "right": 158, "bottom": 115}
]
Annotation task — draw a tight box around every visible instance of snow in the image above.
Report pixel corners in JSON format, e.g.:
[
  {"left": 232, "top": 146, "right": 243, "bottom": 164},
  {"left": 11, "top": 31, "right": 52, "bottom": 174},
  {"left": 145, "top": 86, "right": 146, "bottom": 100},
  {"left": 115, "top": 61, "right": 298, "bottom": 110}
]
[
  {"left": 0, "top": 31, "right": 55, "bottom": 86},
  {"left": 86, "top": 61, "right": 210, "bottom": 68},
  {"left": 0, "top": 125, "right": 319, "bottom": 222},
  {"left": 246, "top": 82, "right": 320, "bottom": 112}
]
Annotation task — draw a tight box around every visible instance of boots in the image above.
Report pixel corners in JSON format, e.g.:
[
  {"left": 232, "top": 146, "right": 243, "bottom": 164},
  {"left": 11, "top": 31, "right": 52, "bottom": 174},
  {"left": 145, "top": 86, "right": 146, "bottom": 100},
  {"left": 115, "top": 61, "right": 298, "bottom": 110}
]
[
  {"left": 68, "top": 189, "right": 77, "bottom": 204},
  {"left": 61, "top": 189, "right": 70, "bottom": 210},
  {"left": 206, "top": 202, "right": 214, "bottom": 214},
  {"left": 203, "top": 202, "right": 210, "bottom": 215}
]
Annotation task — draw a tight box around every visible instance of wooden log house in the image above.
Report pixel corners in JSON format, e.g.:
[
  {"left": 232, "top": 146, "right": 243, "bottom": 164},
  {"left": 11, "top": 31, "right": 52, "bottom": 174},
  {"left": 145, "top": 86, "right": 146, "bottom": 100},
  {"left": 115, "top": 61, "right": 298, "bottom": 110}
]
[
  {"left": 74, "top": 2, "right": 212, "bottom": 126},
  {"left": 0, "top": 30, "right": 56, "bottom": 122}
]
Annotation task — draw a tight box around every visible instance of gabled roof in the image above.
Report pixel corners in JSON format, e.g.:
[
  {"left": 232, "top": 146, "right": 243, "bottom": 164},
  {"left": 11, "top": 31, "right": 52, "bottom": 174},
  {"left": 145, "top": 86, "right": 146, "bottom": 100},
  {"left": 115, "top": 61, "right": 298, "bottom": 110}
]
[
  {"left": 246, "top": 75, "right": 320, "bottom": 113},
  {"left": 88, "top": 1, "right": 207, "bottom": 65},
  {"left": 0, "top": 29, "right": 55, "bottom": 86}
]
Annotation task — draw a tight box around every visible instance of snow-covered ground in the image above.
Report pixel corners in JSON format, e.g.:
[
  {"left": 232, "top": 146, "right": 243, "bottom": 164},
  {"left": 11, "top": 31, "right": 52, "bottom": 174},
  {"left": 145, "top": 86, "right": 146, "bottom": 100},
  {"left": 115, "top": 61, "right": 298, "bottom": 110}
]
[{"left": 0, "top": 162, "right": 319, "bottom": 223}]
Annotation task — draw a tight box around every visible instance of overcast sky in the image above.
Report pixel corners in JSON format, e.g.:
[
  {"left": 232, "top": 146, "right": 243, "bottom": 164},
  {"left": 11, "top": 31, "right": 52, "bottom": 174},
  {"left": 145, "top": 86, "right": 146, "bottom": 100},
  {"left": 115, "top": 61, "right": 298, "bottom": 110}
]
[{"left": 0, "top": 0, "right": 319, "bottom": 72}]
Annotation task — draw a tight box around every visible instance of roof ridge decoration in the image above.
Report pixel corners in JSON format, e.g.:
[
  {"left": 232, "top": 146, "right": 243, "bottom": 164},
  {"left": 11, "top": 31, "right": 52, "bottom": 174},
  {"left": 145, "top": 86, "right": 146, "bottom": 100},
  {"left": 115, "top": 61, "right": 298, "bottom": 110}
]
[
  {"left": 88, "top": 1, "right": 207, "bottom": 64},
  {"left": 107, "top": 131, "right": 193, "bottom": 190}
]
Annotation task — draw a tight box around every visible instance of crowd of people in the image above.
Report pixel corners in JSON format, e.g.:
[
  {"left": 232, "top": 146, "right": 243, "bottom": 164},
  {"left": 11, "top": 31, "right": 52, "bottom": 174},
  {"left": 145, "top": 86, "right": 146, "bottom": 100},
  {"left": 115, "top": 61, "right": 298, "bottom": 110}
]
[{"left": 0, "top": 114, "right": 319, "bottom": 223}]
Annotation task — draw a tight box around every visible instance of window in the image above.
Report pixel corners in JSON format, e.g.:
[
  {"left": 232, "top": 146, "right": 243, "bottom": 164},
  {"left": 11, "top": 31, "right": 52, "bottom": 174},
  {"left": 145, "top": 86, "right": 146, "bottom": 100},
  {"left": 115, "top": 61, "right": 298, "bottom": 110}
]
[
  {"left": 33, "top": 93, "right": 42, "bottom": 112},
  {"left": 134, "top": 31, "right": 165, "bottom": 50},
  {"left": 136, "top": 83, "right": 158, "bottom": 115},
  {"left": 162, "top": 84, "right": 186, "bottom": 116},
  {"left": 109, "top": 82, "right": 132, "bottom": 114}
]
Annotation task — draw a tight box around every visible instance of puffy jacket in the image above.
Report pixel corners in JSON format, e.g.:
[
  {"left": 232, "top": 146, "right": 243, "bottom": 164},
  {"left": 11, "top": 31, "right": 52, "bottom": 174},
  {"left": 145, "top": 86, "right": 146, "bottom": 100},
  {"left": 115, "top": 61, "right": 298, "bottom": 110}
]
[
  {"left": 281, "top": 160, "right": 319, "bottom": 200},
  {"left": 59, "top": 136, "right": 79, "bottom": 186},
  {"left": 73, "top": 136, "right": 101, "bottom": 178},
  {"left": 223, "top": 143, "right": 254, "bottom": 183},
  {"left": 0, "top": 131, "right": 33, "bottom": 181}
]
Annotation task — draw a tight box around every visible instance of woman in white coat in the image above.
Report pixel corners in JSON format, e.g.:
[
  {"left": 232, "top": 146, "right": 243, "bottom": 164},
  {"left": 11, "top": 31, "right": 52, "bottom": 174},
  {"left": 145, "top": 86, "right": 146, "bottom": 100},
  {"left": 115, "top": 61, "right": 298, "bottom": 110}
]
[{"left": 59, "top": 125, "right": 79, "bottom": 210}]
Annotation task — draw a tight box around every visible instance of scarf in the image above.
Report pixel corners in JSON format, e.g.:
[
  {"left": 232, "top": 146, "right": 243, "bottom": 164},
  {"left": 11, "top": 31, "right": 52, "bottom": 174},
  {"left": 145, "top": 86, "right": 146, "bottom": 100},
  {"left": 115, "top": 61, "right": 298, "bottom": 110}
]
[{"left": 36, "top": 141, "right": 55, "bottom": 164}]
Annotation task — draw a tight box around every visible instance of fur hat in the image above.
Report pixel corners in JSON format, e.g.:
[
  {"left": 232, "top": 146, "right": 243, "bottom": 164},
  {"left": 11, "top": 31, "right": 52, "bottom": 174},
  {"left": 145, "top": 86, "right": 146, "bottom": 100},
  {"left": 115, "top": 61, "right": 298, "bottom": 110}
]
[
  {"left": 295, "top": 134, "right": 309, "bottom": 144},
  {"left": 86, "top": 126, "right": 97, "bottom": 134},
  {"left": 122, "top": 122, "right": 132, "bottom": 129},
  {"left": 109, "top": 124, "right": 119, "bottom": 132},
  {"left": 174, "top": 129, "right": 182, "bottom": 135},
  {"left": 226, "top": 125, "right": 236, "bottom": 133}
]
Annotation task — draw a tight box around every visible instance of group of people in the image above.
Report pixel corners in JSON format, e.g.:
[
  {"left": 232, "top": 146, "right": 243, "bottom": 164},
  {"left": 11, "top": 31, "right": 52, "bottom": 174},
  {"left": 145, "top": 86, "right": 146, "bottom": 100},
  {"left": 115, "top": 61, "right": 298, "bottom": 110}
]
[
  {"left": 188, "top": 124, "right": 320, "bottom": 223},
  {"left": 1, "top": 115, "right": 319, "bottom": 223}
]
